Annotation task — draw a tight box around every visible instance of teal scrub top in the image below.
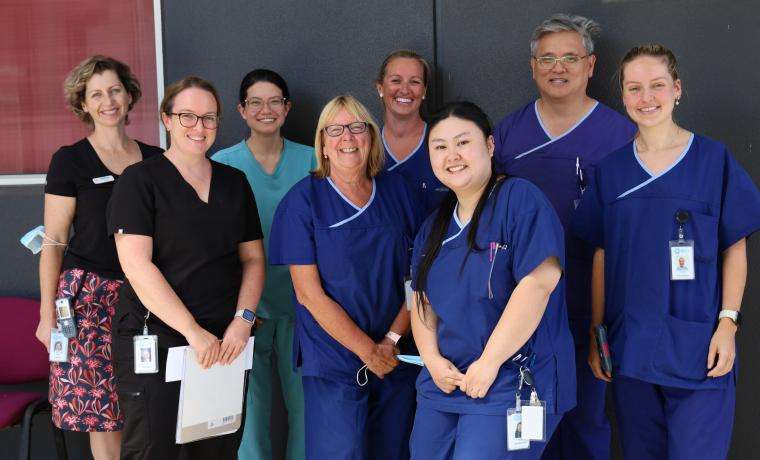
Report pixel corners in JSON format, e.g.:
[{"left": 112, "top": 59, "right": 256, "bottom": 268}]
[{"left": 212, "top": 138, "right": 316, "bottom": 318}]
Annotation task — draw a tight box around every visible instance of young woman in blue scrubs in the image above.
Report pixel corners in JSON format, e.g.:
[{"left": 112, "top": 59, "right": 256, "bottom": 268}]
[
  {"left": 269, "top": 95, "right": 422, "bottom": 459},
  {"left": 409, "top": 102, "right": 576, "bottom": 459},
  {"left": 575, "top": 44, "right": 760, "bottom": 460},
  {"left": 376, "top": 50, "right": 447, "bottom": 216}
]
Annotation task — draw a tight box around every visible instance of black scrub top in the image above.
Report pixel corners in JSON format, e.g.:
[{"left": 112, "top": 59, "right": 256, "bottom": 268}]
[
  {"left": 107, "top": 154, "right": 263, "bottom": 339},
  {"left": 45, "top": 138, "right": 163, "bottom": 278}
]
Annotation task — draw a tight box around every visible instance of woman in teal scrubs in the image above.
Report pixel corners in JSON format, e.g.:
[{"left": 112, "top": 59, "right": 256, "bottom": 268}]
[{"left": 213, "top": 69, "right": 314, "bottom": 460}]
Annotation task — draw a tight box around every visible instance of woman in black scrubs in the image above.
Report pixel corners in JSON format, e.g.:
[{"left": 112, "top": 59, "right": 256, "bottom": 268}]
[
  {"left": 107, "top": 76, "right": 266, "bottom": 459},
  {"left": 36, "top": 55, "right": 162, "bottom": 460}
]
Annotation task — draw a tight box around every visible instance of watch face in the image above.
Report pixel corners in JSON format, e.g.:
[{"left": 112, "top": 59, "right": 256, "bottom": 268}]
[{"left": 242, "top": 310, "right": 256, "bottom": 322}]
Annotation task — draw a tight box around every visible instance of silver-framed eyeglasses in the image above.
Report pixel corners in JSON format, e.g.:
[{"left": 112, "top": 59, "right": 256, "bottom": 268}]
[
  {"left": 534, "top": 54, "right": 589, "bottom": 70},
  {"left": 324, "top": 122, "right": 369, "bottom": 137},
  {"left": 244, "top": 97, "right": 288, "bottom": 112},
  {"left": 170, "top": 112, "right": 219, "bottom": 129}
]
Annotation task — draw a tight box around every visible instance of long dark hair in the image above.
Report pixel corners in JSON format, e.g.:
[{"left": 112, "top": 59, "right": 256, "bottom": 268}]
[{"left": 415, "top": 101, "right": 506, "bottom": 323}]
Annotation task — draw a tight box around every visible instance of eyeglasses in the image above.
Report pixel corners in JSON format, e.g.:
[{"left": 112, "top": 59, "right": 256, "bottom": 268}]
[
  {"left": 324, "top": 122, "right": 369, "bottom": 137},
  {"left": 534, "top": 54, "right": 589, "bottom": 70},
  {"left": 244, "top": 97, "right": 288, "bottom": 112},
  {"left": 170, "top": 112, "right": 219, "bottom": 129}
]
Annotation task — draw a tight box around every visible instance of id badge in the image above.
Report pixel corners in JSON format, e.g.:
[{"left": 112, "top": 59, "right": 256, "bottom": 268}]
[
  {"left": 506, "top": 408, "right": 530, "bottom": 451},
  {"left": 669, "top": 240, "right": 695, "bottom": 281},
  {"left": 404, "top": 278, "right": 414, "bottom": 311},
  {"left": 133, "top": 335, "right": 159, "bottom": 374},
  {"left": 520, "top": 399, "right": 547, "bottom": 441},
  {"left": 49, "top": 329, "right": 69, "bottom": 362}
]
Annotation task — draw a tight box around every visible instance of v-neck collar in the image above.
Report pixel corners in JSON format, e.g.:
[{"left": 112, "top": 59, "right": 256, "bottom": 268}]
[
  {"left": 382, "top": 123, "right": 427, "bottom": 171},
  {"left": 617, "top": 133, "right": 695, "bottom": 199},
  {"left": 514, "top": 100, "right": 599, "bottom": 160},
  {"left": 442, "top": 203, "right": 469, "bottom": 246},
  {"left": 326, "top": 177, "right": 376, "bottom": 228},
  {"left": 85, "top": 137, "right": 145, "bottom": 177},
  {"left": 162, "top": 154, "right": 215, "bottom": 205},
  {"left": 242, "top": 138, "right": 287, "bottom": 178}
]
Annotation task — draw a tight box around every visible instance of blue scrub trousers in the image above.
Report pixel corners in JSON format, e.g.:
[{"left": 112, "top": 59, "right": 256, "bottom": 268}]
[
  {"left": 611, "top": 374, "right": 735, "bottom": 460},
  {"left": 302, "top": 368, "right": 417, "bottom": 460},
  {"left": 410, "top": 406, "right": 562, "bottom": 460},
  {"left": 542, "top": 344, "right": 609, "bottom": 460}
]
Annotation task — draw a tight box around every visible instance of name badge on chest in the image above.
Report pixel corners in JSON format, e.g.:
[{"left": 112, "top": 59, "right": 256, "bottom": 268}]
[
  {"left": 92, "top": 175, "right": 115, "bottom": 184},
  {"left": 670, "top": 210, "right": 695, "bottom": 281}
]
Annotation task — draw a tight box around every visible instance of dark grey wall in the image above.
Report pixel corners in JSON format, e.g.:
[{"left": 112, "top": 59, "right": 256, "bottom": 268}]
[
  {"left": 162, "top": 0, "right": 436, "bottom": 152},
  {"left": 437, "top": 2, "right": 760, "bottom": 458},
  {"left": 2, "top": 1, "right": 758, "bottom": 458}
]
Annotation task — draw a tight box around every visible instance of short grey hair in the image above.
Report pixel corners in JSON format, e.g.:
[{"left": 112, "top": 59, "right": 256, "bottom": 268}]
[{"left": 530, "top": 14, "right": 601, "bottom": 56}]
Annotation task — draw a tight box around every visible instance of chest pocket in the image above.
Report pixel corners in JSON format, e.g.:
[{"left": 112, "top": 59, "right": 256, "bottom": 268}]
[{"left": 477, "top": 238, "right": 514, "bottom": 305}]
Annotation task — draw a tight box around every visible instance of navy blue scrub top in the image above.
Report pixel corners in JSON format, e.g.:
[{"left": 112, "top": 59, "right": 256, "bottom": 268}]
[
  {"left": 411, "top": 177, "right": 576, "bottom": 415},
  {"left": 493, "top": 101, "right": 636, "bottom": 343},
  {"left": 573, "top": 134, "right": 760, "bottom": 389},
  {"left": 382, "top": 124, "right": 448, "bottom": 218},
  {"left": 269, "top": 172, "right": 423, "bottom": 383}
]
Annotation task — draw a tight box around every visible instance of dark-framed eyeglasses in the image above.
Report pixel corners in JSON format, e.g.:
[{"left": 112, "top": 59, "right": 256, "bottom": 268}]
[
  {"left": 533, "top": 54, "right": 589, "bottom": 70},
  {"left": 324, "top": 122, "right": 369, "bottom": 137},
  {"left": 244, "top": 97, "right": 288, "bottom": 112},
  {"left": 170, "top": 112, "right": 219, "bottom": 129}
]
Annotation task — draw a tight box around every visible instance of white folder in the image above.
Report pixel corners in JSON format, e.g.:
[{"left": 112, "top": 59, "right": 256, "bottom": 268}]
[{"left": 166, "top": 337, "right": 254, "bottom": 444}]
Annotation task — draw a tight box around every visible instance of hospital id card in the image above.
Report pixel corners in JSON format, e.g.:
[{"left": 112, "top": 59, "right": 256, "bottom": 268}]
[
  {"left": 49, "top": 329, "right": 69, "bottom": 362},
  {"left": 520, "top": 400, "right": 546, "bottom": 441},
  {"left": 669, "top": 240, "right": 695, "bottom": 281},
  {"left": 506, "top": 409, "right": 530, "bottom": 451},
  {"left": 134, "top": 334, "right": 159, "bottom": 374}
]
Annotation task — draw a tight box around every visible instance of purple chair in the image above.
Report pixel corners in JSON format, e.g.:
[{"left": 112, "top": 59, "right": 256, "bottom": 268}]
[{"left": 0, "top": 297, "right": 67, "bottom": 460}]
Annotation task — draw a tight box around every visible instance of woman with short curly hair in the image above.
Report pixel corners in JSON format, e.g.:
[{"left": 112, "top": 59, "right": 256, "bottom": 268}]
[{"left": 36, "top": 55, "right": 162, "bottom": 460}]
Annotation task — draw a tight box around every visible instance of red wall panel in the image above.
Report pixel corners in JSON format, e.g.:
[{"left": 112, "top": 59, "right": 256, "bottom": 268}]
[{"left": 0, "top": 0, "right": 159, "bottom": 174}]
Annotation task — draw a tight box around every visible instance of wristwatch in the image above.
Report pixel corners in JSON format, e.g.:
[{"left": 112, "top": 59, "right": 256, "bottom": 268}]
[
  {"left": 235, "top": 309, "right": 257, "bottom": 325},
  {"left": 385, "top": 331, "right": 401, "bottom": 346},
  {"left": 718, "top": 309, "right": 741, "bottom": 327}
]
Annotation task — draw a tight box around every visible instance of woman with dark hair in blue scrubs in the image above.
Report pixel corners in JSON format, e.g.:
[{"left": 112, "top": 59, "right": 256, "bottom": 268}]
[
  {"left": 575, "top": 44, "right": 760, "bottom": 460},
  {"left": 269, "top": 95, "right": 422, "bottom": 459},
  {"left": 409, "top": 101, "right": 576, "bottom": 459}
]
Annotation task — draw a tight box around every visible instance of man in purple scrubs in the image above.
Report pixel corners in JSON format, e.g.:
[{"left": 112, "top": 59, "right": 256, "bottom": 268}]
[{"left": 493, "top": 14, "right": 636, "bottom": 460}]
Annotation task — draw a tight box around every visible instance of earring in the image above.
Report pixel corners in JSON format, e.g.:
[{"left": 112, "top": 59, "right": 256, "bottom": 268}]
[
  {"left": 675, "top": 98, "right": 680, "bottom": 106},
  {"left": 422, "top": 95, "right": 426, "bottom": 100},
  {"left": 323, "top": 154, "right": 328, "bottom": 158},
  {"left": 379, "top": 93, "right": 383, "bottom": 98}
]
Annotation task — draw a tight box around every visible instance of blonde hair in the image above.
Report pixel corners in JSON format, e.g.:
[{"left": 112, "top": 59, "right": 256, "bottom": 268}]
[
  {"left": 63, "top": 55, "right": 142, "bottom": 126},
  {"left": 313, "top": 95, "right": 384, "bottom": 178}
]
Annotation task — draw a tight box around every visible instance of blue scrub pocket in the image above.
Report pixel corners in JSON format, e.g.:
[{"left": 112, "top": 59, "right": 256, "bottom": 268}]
[{"left": 654, "top": 315, "right": 719, "bottom": 383}]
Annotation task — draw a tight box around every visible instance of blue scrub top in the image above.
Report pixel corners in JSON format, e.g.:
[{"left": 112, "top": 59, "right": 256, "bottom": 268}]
[
  {"left": 383, "top": 124, "right": 448, "bottom": 218},
  {"left": 411, "top": 177, "right": 576, "bottom": 415},
  {"left": 269, "top": 172, "right": 423, "bottom": 383},
  {"left": 573, "top": 134, "right": 760, "bottom": 390},
  {"left": 494, "top": 101, "right": 636, "bottom": 343}
]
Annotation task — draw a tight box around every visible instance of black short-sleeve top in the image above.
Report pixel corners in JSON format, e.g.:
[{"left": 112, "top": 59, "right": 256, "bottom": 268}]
[
  {"left": 107, "top": 154, "right": 264, "bottom": 339},
  {"left": 44, "top": 138, "right": 163, "bottom": 278}
]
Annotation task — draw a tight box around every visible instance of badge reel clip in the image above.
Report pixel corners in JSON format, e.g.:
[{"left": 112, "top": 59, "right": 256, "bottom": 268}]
[
  {"left": 669, "top": 210, "right": 695, "bottom": 281},
  {"left": 55, "top": 298, "right": 77, "bottom": 339},
  {"left": 507, "top": 366, "right": 547, "bottom": 451},
  {"left": 133, "top": 311, "right": 159, "bottom": 374}
]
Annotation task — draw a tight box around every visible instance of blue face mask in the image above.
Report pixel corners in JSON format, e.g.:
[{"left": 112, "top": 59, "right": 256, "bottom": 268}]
[
  {"left": 20, "top": 225, "right": 46, "bottom": 254},
  {"left": 397, "top": 355, "right": 425, "bottom": 367}
]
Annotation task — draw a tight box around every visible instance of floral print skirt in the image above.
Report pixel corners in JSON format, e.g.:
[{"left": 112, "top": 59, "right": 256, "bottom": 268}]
[{"left": 48, "top": 268, "right": 124, "bottom": 432}]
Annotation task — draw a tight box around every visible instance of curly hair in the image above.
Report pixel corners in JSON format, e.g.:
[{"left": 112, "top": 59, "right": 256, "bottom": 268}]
[{"left": 63, "top": 55, "right": 141, "bottom": 126}]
